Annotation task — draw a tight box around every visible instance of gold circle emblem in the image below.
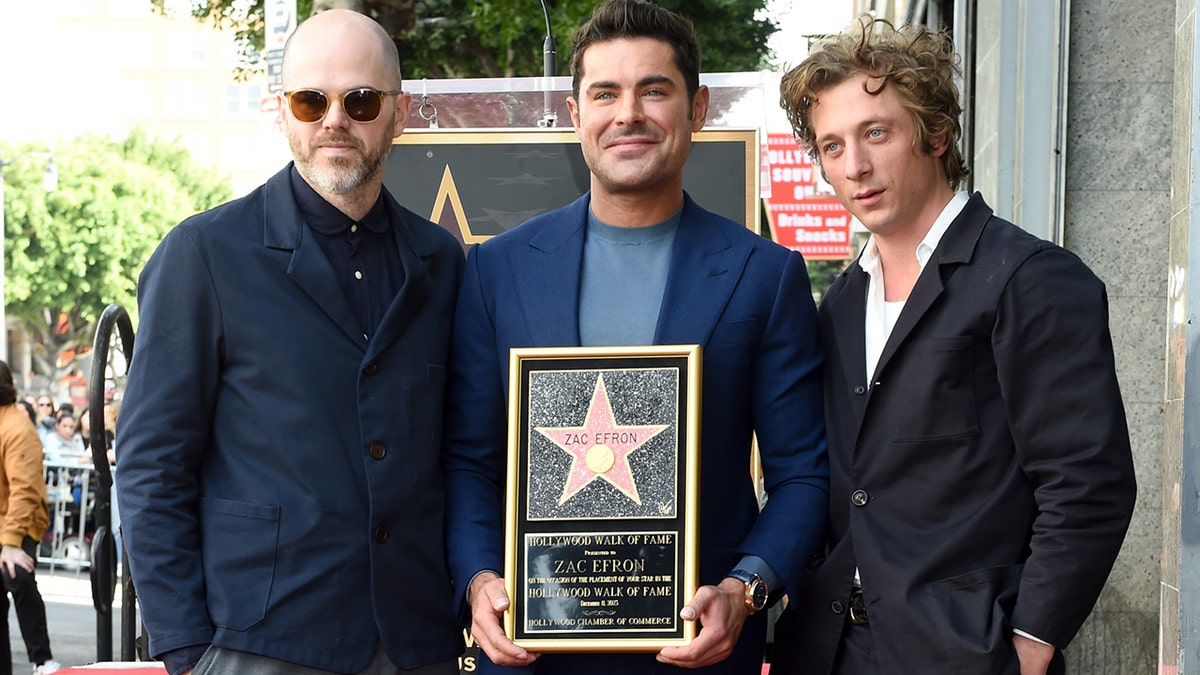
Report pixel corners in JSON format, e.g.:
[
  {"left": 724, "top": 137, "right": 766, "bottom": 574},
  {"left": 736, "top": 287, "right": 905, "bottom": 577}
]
[{"left": 585, "top": 444, "right": 615, "bottom": 474}]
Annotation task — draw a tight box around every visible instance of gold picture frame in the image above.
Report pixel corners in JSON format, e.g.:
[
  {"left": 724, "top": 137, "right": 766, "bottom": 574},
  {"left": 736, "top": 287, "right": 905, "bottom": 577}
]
[{"left": 504, "top": 345, "right": 702, "bottom": 651}]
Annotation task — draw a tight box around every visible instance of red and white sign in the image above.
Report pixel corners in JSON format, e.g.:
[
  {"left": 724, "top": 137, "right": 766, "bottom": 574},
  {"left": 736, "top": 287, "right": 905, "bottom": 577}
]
[{"left": 763, "top": 133, "right": 853, "bottom": 260}]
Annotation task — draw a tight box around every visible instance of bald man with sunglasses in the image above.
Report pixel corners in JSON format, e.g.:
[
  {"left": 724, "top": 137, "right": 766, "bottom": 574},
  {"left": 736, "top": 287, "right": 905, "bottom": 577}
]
[{"left": 116, "top": 10, "right": 464, "bottom": 675}]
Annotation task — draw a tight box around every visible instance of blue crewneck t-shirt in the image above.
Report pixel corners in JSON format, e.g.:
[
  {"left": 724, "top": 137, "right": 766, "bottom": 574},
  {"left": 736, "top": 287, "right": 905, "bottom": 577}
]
[{"left": 578, "top": 208, "right": 681, "bottom": 346}]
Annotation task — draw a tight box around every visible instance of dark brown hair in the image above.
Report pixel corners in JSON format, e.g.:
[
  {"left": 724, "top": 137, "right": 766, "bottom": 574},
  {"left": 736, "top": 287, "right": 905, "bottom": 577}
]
[
  {"left": 0, "top": 361, "right": 15, "bottom": 406},
  {"left": 569, "top": 0, "right": 701, "bottom": 103},
  {"left": 779, "top": 16, "right": 969, "bottom": 189}
]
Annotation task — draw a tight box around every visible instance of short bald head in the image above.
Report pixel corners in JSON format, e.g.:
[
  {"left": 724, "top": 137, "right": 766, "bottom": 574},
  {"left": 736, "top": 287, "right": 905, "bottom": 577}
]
[{"left": 282, "top": 9, "right": 402, "bottom": 91}]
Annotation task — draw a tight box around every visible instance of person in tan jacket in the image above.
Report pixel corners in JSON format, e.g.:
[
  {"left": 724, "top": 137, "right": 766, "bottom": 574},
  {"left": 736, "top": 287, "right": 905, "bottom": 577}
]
[{"left": 0, "top": 360, "right": 59, "bottom": 674}]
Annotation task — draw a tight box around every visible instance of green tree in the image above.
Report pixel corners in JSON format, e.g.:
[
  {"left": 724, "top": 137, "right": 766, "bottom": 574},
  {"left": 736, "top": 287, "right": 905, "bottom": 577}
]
[
  {"left": 152, "top": 0, "right": 776, "bottom": 80},
  {"left": 2, "top": 130, "right": 231, "bottom": 380}
]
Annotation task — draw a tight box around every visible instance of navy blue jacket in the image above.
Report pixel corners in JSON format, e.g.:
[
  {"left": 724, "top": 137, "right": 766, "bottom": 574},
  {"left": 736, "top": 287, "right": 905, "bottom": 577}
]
[
  {"left": 117, "top": 164, "right": 464, "bottom": 672},
  {"left": 442, "top": 193, "right": 829, "bottom": 673}
]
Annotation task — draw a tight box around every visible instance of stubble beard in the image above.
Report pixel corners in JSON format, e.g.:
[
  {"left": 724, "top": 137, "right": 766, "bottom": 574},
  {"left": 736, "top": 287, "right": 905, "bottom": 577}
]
[
  {"left": 290, "top": 122, "right": 393, "bottom": 196},
  {"left": 585, "top": 126, "right": 684, "bottom": 196}
]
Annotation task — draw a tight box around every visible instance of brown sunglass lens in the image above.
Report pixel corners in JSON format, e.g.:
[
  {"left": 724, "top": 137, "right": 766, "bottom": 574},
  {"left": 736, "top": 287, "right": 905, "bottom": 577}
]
[
  {"left": 343, "top": 89, "right": 383, "bottom": 122},
  {"left": 290, "top": 90, "right": 329, "bottom": 122}
]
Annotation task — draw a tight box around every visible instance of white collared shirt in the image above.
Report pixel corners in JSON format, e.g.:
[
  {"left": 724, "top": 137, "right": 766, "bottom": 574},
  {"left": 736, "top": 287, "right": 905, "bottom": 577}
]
[{"left": 860, "top": 191, "right": 970, "bottom": 384}]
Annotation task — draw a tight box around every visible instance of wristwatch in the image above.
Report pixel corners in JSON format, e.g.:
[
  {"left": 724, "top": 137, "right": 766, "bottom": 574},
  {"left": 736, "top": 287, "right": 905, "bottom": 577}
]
[{"left": 727, "top": 570, "right": 768, "bottom": 613}]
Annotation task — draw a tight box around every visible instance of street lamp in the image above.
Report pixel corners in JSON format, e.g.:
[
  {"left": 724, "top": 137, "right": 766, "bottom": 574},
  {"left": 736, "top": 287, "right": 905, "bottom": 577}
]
[{"left": 0, "top": 150, "right": 58, "bottom": 364}]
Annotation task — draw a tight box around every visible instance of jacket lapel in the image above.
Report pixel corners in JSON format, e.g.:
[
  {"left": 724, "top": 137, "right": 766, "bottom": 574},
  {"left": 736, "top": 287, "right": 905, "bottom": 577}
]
[
  {"left": 366, "top": 197, "right": 436, "bottom": 363},
  {"left": 825, "top": 263, "right": 870, "bottom": 423},
  {"left": 870, "top": 192, "right": 991, "bottom": 381},
  {"left": 510, "top": 196, "right": 588, "bottom": 347},
  {"left": 655, "top": 196, "right": 748, "bottom": 346},
  {"left": 262, "top": 167, "right": 364, "bottom": 348}
]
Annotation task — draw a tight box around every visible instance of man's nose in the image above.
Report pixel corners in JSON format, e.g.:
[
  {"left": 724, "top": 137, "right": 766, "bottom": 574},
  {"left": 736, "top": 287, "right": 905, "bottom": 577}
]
[
  {"left": 614, "top": 95, "right": 646, "bottom": 125},
  {"left": 322, "top": 97, "right": 354, "bottom": 129},
  {"left": 843, "top": 142, "right": 871, "bottom": 179}
]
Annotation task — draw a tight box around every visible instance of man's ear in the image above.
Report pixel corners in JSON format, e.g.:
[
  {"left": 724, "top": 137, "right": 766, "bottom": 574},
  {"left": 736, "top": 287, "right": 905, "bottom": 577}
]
[
  {"left": 392, "top": 91, "right": 413, "bottom": 140},
  {"left": 567, "top": 97, "right": 582, "bottom": 138},
  {"left": 691, "top": 85, "right": 710, "bottom": 131},
  {"left": 929, "top": 133, "right": 949, "bottom": 158}
]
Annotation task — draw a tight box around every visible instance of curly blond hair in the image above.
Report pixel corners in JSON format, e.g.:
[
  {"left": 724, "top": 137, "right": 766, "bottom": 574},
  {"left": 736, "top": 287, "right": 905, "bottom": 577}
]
[{"left": 779, "top": 17, "right": 968, "bottom": 189}]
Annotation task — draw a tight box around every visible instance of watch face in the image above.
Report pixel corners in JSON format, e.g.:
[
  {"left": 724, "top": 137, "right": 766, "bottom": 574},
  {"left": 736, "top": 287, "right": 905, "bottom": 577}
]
[{"left": 749, "top": 578, "right": 768, "bottom": 610}]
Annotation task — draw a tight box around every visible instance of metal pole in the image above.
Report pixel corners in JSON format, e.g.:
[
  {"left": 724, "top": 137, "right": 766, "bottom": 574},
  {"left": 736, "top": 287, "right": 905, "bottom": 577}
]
[{"left": 537, "top": 0, "right": 557, "bottom": 128}]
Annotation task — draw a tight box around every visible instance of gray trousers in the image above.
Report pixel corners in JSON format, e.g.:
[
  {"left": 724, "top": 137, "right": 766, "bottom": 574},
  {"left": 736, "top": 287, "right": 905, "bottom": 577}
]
[{"left": 192, "top": 644, "right": 458, "bottom": 675}]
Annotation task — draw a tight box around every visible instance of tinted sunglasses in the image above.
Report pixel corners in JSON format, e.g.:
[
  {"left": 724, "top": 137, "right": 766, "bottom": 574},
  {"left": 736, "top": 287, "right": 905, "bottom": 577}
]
[{"left": 283, "top": 88, "right": 402, "bottom": 123}]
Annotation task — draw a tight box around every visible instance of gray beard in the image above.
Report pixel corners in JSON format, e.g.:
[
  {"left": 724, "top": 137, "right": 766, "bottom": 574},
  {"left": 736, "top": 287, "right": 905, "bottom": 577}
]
[
  {"left": 289, "top": 130, "right": 391, "bottom": 196},
  {"left": 299, "top": 153, "right": 374, "bottom": 195}
]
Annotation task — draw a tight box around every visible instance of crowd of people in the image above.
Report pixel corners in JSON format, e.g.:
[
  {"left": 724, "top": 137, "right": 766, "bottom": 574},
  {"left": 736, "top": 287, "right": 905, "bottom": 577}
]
[{"left": 23, "top": 380, "right": 119, "bottom": 467}]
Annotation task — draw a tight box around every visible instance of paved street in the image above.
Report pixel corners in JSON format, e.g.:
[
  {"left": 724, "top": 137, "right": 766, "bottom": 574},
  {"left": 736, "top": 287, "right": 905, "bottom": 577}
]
[{"left": 5, "top": 565, "right": 141, "bottom": 671}]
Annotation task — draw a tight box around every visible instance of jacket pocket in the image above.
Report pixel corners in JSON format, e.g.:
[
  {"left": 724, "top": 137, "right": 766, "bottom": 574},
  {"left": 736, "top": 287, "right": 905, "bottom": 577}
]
[
  {"left": 916, "top": 564, "right": 1023, "bottom": 673},
  {"left": 892, "top": 336, "right": 979, "bottom": 442},
  {"left": 200, "top": 497, "right": 280, "bottom": 631}
]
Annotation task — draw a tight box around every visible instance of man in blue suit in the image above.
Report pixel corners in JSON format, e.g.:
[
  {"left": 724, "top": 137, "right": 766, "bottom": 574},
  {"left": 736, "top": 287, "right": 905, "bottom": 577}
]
[
  {"left": 441, "top": 1, "right": 829, "bottom": 673},
  {"left": 116, "top": 10, "right": 463, "bottom": 675}
]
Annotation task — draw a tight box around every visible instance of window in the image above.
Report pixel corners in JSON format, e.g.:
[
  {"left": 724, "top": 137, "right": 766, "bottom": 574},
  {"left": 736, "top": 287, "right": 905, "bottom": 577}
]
[{"left": 223, "top": 84, "right": 264, "bottom": 118}]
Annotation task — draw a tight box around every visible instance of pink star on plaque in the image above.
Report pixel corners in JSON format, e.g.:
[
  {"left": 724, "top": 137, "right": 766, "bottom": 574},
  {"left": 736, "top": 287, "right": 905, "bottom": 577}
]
[{"left": 535, "top": 374, "right": 668, "bottom": 506}]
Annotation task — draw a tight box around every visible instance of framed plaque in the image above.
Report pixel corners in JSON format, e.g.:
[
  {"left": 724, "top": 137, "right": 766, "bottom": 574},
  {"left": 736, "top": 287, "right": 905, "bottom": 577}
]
[{"left": 505, "top": 345, "right": 701, "bottom": 652}]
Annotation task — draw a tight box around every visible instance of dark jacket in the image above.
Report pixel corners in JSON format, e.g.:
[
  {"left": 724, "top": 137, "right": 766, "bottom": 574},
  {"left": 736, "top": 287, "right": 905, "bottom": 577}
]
[
  {"left": 117, "top": 164, "right": 465, "bottom": 672},
  {"left": 774, "top": 193, "right": 1136, "bottom": 674}
]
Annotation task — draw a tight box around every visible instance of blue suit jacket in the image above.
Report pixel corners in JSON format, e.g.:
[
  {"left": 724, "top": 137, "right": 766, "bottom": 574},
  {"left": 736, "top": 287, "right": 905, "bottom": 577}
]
[
  {"left": 117, "top": 165, "right": 465, "bottom": 672},
  {"left": 442, "top": 193, "right": 829, "bottom": 673}
]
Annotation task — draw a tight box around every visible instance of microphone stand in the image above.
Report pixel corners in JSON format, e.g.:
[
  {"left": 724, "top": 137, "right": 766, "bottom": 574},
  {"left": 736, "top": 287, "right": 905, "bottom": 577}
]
[{"left": 538, "top": 0, "right": 558, "bottom": 127}]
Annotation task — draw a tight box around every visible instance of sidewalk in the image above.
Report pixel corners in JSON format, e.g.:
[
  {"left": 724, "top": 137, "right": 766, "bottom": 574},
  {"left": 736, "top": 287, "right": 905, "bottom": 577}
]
[
  {"left": 5, "top": 565, "right": 131, "bottom": 670},
  {"left": 37, "top": 566, "right": 121, "bottom": 608}
]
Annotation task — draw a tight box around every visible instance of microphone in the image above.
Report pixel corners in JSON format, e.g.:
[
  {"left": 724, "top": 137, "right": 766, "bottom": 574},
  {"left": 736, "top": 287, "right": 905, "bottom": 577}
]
[{"left": 538, "top": 0, "right": 558, "bottom": 127}]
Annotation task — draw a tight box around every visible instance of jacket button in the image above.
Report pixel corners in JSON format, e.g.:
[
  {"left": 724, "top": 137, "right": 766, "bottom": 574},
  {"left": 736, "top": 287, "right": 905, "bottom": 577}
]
[
  {"left": 373, "top": 524, "right": 389, "bottom": 543},
  {"left": 853, "top": 385, "right": 866, "bottom": 395},
  {"left": 363, "top": 363, "right": 379, "bottom": 376},
  {"left": 831, "top": 600, "right": 845, "bottom": 614},
  {"left": 369, "top": 442, "right": 386, "bottom": 460},
  {"left": 850, "top": 489, "right": 870, "bottom": 507}
]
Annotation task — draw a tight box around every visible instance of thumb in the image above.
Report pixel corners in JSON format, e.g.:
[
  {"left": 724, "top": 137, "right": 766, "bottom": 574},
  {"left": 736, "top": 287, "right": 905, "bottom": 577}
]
[
  {"left": 487, "top": 582, "right": 512, "bottom": 611},
  {"left": 680, "top": 585, "right": 716, "bottom": 621}
]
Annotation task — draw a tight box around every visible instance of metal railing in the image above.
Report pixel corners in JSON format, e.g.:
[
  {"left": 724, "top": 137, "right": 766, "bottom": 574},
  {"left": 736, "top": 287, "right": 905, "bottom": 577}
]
[{"left": 87, "top": 304, "right": 137, "bottom": 661}]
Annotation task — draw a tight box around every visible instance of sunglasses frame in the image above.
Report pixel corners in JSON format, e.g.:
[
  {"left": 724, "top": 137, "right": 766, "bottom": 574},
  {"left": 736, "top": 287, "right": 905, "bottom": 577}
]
[{"left": 283, "top": 87, "right": 404, "bottom": 124}]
